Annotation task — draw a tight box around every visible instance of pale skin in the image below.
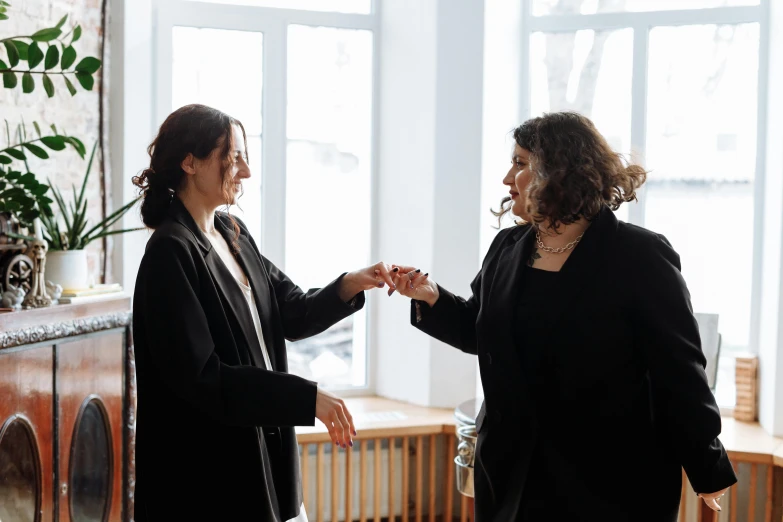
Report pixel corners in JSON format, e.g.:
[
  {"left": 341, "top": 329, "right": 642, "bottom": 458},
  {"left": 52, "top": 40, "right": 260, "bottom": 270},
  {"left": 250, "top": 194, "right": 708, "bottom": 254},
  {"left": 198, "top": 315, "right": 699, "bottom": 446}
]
[
  {"left": 179, "top": 124, "right": 398, "bottom": 450},
  {"left": 388, "top": 143, "right": 728, "bottom": 511}
]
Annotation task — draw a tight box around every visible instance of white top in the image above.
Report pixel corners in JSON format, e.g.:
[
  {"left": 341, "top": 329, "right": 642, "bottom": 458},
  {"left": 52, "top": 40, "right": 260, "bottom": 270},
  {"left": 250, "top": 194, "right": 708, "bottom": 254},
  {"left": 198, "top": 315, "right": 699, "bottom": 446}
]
[{"left": 208, "top": 235, "right": 309, "bottom": 522}]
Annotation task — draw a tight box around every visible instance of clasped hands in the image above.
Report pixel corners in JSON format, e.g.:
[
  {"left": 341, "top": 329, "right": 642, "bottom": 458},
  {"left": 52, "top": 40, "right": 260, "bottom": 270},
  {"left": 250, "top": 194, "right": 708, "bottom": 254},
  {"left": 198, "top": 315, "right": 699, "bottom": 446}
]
[{"left": 340, "top": 263, "right": 438, "bottom": 307}]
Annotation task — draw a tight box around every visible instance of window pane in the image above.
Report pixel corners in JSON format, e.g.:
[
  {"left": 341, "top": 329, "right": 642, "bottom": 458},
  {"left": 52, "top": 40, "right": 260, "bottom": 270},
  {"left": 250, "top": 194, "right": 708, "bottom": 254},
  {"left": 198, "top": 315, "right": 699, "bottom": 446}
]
[
  {"left": 533, "top": 0, "right": 758, "bottom": 16},
  {"left": 285, "top": 25, "right": 373, "bottom": 388},
  {"left": 183, "top": 0, "right": 370, "bottom": 14},
  {"left": 645, "top": 23, "right": 759, "bottom": 353},
  {"left": 171, "top": 27, "right": 264, "bottom": 240},
  {"left": 530, "top": 28, "right": 634, "bottom": 221}
]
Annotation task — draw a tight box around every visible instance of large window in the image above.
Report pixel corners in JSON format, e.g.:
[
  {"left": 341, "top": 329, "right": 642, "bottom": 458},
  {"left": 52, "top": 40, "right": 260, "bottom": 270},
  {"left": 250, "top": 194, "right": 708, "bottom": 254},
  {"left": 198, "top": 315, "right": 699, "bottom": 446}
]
[
  {"left": 155, "top": 0, "right": 378, "bottom": 390},
  {"left": 523, "top": 0, "right": 765, "bottom": 406}
]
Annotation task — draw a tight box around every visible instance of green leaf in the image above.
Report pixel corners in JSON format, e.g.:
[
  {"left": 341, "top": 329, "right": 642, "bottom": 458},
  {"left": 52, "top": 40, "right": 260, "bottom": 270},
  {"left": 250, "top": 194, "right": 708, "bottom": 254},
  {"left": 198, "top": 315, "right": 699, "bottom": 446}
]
[
  {"left": 22, "top": 143, "right": 48, "bottom": 159},
  {"left": 0, "top": 13, "right": 8, "bottom": 21},
  {"left": 0, "top": 59, "right": 7, "bottom": 70},
  {"left": 2, "top": 71, "right": 16, "bottom": 88},
  {"left": 33, "top": 121, "right": 41, "bottom": 138},
  {"left": 42, "top": 73, "right": 54, "bottom": 97},
  {"left": 75, "top": 57, "right": 101, "bottom": 74},
  {"left": 5, "top": 169, "right": 20, "bottom": 179},
  {"left": 0, "top": 154, "right": 10, "bottom": 164},
  {"left": 4, "top": 148, "right": 25, "bottom": 161},
  {"left": 44, "top": 45, "right": 59, "bottom": 70},
  {"left": 61, "top": 45, "right": 76, "bottom": 69},
  {"left": 74, "top": 71, "right": 94, "bottom": 91},
  {"left": 0, "top": 1, "right": 12, "bottom": 7},
  {"left": 64, "top": 76, "right": 76, "bottom": 96},
  {"left": 3, "top": 40, "right": 19, "bottom": 67},
  {"left": 55, "top": 14, "right": 67, "bottom": 29},
  {"left": 31, "top": 27, "right": 61, "bottom": 42},
  {"left": 32, "top": 183, "right": 49, "bottom": 196},
  {"left": 21, "top": 71, "right": 33, "bottom": 93},
  {"left": 72, "top": 25, "right": 82, "bottom": 43},
  {"left": 12, "top": 41, "right": 28, "bottom": 61},
  {"left": 27, "top": 42, "right": 43, "bottom": 69},
  {"left": 41, "top": 136, "right": 65, "bottom": 150},
  {"left": 19, "top": 173, "right": 36, "bottom": 185}
]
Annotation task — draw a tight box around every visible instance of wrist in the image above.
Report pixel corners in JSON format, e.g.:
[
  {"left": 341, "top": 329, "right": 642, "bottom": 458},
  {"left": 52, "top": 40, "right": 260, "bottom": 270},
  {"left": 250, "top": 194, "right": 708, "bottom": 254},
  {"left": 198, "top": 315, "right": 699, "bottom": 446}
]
[{"left": 339, "top": 272, "right": 362, "bottom": 302}]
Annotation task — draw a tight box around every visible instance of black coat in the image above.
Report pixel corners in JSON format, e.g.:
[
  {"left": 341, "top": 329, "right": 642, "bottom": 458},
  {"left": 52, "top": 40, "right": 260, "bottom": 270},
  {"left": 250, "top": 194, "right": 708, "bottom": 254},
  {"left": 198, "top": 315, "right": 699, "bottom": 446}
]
[
  {"left": 132, "top": 198, "right": 364, "bottom": 521},
  {"left": 412, "top": 207, "right": 737, "bottom": 522}
]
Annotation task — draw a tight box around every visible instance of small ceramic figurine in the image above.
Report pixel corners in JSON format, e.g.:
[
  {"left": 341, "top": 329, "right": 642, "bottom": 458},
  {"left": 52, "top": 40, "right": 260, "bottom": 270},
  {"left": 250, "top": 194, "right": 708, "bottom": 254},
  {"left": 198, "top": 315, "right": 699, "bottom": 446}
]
[
  {"left": 22, "top": 238, "right": 52, "bottom": 309},
  {"left": 1, "top": 286, "right": 25, "bottom": 310},
  {"left": 45, "top": 280, "right": 63, "bottom": 302}
]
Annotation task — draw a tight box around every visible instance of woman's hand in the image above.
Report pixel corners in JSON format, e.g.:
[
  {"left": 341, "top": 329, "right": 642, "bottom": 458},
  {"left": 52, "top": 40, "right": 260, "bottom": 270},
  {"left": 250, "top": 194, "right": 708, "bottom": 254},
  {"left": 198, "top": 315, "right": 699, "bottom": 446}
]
[
  {"left": 389, "top": 265, "right": 439, "bottom": 307},
  {"left": 338, "top": 262, "right": 397, "bottom": 302},
  {"left": 315, "top": 387, "right": 356, "bottom": 449},
  {"left": 698, "top": 488, "right": 728, "bottom": 512}
]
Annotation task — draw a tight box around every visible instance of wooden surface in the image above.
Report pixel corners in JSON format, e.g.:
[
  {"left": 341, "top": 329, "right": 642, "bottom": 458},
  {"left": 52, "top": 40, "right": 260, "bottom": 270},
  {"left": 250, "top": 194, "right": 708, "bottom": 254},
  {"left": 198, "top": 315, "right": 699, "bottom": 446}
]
[
  {"left": 57, "top": 331, "right": 125, "bottom": 522},
  {"left": 0, "top": 344, "right": 55, "bottom": 521},
  {"left": 0, "top": 295, "right": 130, "bottom": 333},
  {"left": 296, "top": 397, "right": 454, "bottom": 444}
]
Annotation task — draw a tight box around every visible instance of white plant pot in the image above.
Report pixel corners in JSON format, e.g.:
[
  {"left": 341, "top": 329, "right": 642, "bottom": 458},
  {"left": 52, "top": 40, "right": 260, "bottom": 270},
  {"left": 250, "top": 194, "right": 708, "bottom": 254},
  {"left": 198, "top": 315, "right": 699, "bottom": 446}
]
[{"left": 46, "top": 250, "right": 90, "bottom": 292}]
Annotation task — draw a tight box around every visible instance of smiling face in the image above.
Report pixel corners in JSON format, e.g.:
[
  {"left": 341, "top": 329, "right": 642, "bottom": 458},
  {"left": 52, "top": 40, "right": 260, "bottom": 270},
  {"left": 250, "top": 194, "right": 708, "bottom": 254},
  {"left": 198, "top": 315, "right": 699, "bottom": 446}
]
[
  {"left": 181, "top": 124, "right": 250, "bottom": 210},
  {"left": 502, "top": 144, "right": 534, "bottom": 222}
]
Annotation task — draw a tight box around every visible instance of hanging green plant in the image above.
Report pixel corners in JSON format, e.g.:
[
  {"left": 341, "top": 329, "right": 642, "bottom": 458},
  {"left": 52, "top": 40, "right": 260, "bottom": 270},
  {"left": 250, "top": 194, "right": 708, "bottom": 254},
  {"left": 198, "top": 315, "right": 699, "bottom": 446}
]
[{"left": 0, "top": 3, "right": 102, "bottom": 97}]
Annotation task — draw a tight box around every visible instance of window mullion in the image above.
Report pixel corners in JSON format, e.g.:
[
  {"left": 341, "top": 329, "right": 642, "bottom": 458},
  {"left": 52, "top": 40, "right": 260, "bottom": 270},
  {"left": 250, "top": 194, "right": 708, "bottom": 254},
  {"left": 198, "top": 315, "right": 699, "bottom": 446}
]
[
  {"left": 628, "top": 21, "right": 649, "bottom": 227},
  {"left": 261, "top": 20, "right": 287, "bottom": 268}
]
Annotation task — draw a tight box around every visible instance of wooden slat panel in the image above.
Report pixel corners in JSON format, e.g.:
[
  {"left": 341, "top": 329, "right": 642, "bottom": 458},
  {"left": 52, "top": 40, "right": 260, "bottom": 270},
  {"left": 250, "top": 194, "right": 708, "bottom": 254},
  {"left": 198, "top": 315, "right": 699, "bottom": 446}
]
[
  {"left": 332, "top": 446, "right": 339, "bottom": 522},
  {"left": 403, "top": 437, "right": 410, "bottom": 522},
  {"left": 730, "top": 483, "right": 738, "bottom": 522},
  {"left": 460, "top": 494, "right": 468, "bottom": 522},
  {"left": 317, "top": 443, "right": 325, "bottom": 522},
  {"left": 749, "top": 463, "right": 758, "bottom": 522},
  {"left": 680, "top": 468, "right": 688, "bottom": 522},
  {"left": 429, "top": 434, "right": 436, "bottom": 522},
  {"left": 765, "top": 464, "right": 773, "bottom": 522},
  {"left": 360, "top": 440, "right": 368, "bottom": 522},
  {"left": 346, "top": 445, "right": 353, "bottom": 522},
  {"left": 389, "top": 437, "right": 395, "bottom": 522},
  {"left": 302, "top": 444, "right": 310, "bottom": 510},
  {"left": 375, "top": 438, "right": 382, "bottom": 522},
  {"left": 416, "top": 435, "right": 423, "bottom": 522},
  {"left": 444, "top": 435, "right": 454, "bottom": 522}
]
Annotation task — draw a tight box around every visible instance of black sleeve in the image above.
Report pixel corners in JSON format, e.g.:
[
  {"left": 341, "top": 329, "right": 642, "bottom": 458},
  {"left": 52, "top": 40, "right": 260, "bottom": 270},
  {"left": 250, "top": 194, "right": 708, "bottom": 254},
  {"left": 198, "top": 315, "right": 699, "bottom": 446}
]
[
  {"left": 407, "top": 228, "right": 517, "bottom": 355},
  {"left": 262, "top": 259, "right": 366, "bottom": 342},
  {"left": 233, "top": 216, "right": 366, "bottom": 342},
  {"left": 137, "top": 236, "right": 318, "bottom": 428},
  {"left": 635, "top": 234, "right": 737, "bottom": 494},
  {"left": 409, "top": 275, "right": 482, "bottom": 355}
]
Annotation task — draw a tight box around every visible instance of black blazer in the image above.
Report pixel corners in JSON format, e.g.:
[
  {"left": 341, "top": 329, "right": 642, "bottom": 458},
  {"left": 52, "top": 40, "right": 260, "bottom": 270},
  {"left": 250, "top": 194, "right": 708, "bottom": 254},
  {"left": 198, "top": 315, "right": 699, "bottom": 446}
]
[
  {"left": 412, "top": 207, "right": 736, "bottom": 522},
  {"left": 132, "top": 198, "right": 364, "bottom": 521}
]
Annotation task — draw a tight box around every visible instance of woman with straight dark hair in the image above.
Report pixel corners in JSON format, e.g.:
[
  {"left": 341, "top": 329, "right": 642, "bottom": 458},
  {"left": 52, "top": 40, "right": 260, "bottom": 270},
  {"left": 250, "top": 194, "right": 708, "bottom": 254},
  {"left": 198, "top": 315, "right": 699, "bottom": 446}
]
[
  {"left": 131, "top": 104, "right": 396, "bottom": 521},
  {"left": 391, "top": 112, "right": 737, "bottom": 521}
]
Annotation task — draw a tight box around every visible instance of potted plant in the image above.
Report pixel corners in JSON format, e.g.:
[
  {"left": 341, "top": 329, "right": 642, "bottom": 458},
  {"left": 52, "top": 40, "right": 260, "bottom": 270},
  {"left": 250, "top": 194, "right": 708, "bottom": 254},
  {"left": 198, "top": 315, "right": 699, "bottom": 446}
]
[{"left": 41, "top": 142, "right": 142, "bottom": 291}]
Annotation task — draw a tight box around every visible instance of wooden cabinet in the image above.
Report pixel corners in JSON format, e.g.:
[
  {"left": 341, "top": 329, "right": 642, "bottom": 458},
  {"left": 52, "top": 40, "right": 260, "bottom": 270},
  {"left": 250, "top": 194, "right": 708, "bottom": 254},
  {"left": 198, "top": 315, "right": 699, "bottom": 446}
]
[{"left": 0, "top": 298, "right": 134, "bottom": 522}]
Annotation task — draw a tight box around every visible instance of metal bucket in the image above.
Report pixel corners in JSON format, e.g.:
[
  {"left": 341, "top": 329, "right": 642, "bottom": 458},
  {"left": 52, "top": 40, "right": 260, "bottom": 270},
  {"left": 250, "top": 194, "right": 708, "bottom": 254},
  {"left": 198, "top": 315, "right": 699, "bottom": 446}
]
[{"left": 455, "top": 456, "right": 475, "bottom": 497}]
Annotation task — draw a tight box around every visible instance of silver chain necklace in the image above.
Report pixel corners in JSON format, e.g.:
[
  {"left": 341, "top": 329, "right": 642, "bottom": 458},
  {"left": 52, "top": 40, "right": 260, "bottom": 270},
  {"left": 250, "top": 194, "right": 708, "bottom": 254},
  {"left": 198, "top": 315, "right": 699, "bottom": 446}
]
[{"left": 535, "top": 230, "right": 584, "bottom": 254}]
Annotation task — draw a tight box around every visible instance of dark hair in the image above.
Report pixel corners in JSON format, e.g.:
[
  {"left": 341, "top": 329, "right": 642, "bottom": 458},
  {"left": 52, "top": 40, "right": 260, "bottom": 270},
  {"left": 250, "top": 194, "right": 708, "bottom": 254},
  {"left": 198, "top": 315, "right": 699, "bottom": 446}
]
[
  {"left": 493, "top": 111, "right": 647, "bottom": 229},
  {"left": 132, "top": 104, "right": 248, "bottom": 237}
]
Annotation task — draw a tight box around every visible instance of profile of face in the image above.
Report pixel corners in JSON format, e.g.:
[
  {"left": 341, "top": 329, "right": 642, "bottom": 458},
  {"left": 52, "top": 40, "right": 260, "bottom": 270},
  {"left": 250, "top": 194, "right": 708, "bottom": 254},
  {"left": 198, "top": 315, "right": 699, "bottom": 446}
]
[
  {"left": 503, "top": 144, "right": 534, "bottom": 222},
  {"left": 180, "top": 124, "right": 250, "bottom": 209}
]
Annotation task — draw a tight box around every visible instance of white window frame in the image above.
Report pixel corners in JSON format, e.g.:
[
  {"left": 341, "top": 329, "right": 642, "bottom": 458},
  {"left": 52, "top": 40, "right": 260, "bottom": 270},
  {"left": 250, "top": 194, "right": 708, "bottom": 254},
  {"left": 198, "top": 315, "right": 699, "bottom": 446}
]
[
  {"left": 152, "top": 0, "right": 381, "bottom": 395},
  {"left": 519, "top": 2, "right": 769, "bottom": 357}
]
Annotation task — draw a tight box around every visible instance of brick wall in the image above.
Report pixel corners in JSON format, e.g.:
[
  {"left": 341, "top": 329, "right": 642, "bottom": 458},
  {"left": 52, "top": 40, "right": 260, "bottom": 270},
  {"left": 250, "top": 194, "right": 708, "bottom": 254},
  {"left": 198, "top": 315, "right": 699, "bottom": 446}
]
[{"left": 0, "top": 0, "right": 113, "bottom": 283}]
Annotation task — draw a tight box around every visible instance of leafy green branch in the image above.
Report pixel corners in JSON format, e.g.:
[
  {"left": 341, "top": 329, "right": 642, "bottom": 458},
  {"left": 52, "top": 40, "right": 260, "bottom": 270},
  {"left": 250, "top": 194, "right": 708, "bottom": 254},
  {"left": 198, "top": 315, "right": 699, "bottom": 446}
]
[
  {"left": 0, "top": 6, "right": 101, "bottom": 96},
  {"left": 0, "top": 119, "right": 86, "bottom": 227}
]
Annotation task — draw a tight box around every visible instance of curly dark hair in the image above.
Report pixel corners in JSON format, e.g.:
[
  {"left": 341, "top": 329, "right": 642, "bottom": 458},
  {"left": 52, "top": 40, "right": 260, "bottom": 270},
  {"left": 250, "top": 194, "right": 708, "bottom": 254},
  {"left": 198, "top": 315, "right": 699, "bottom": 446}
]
[
  {"left": 132, "top": 104, "right": 247, "bottom": 237},
  {"left": 493, "top": 111, "right": 646, "bottom": 229}
]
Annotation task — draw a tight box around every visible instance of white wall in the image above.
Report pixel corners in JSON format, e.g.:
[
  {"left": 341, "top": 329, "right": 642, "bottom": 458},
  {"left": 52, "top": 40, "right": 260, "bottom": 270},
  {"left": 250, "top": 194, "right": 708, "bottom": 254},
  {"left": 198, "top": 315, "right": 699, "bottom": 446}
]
[
  {"left": 374, "top": 0, "right": 485, "bottom": 408},
  {"left": 109, "top": 0, "right": 154, "bottom": 295}
]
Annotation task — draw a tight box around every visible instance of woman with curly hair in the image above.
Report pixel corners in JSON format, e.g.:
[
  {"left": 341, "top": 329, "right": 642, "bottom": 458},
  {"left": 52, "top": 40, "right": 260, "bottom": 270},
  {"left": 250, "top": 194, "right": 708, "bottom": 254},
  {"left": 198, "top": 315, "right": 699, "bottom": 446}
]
[{"left": 391, "top": 112, "right": 736, "bottom": 521}]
